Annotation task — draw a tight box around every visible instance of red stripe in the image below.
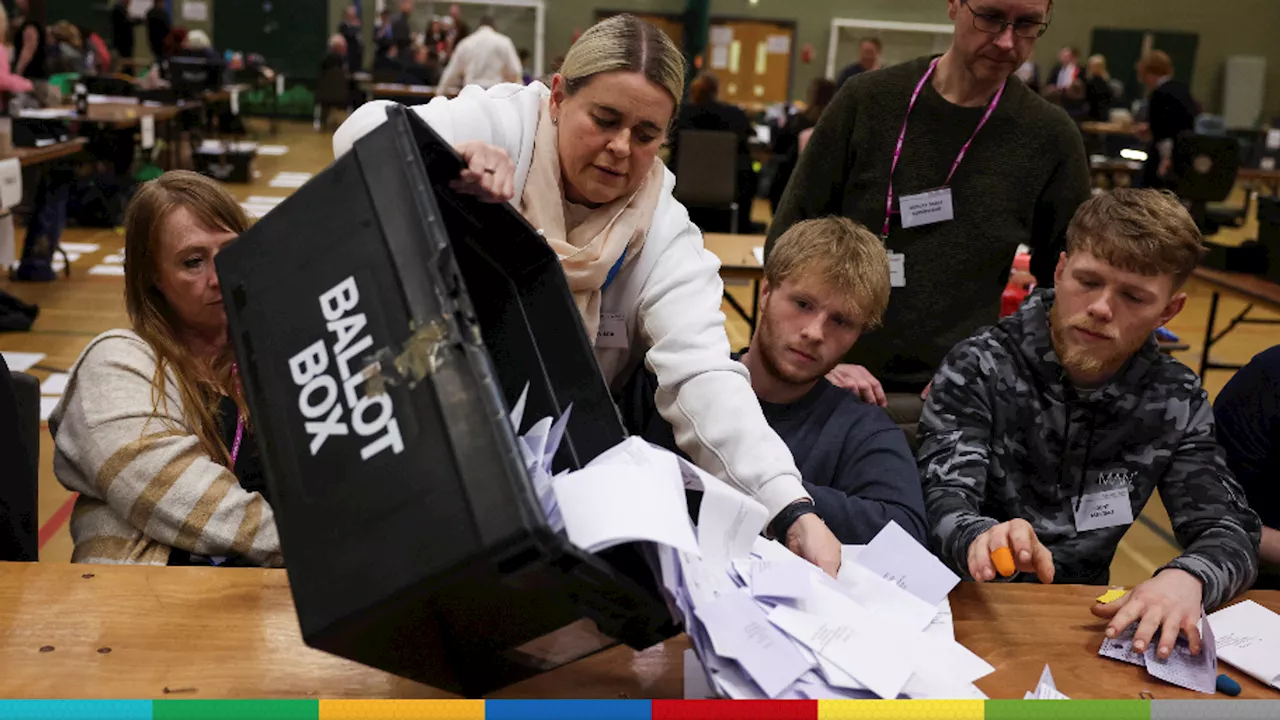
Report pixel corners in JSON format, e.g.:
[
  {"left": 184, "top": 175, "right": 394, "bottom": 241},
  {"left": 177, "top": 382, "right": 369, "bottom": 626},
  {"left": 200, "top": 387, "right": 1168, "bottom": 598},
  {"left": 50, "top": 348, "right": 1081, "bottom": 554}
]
[
  {"left": 652, "top": 700, "right": 817, "bottom": 720},
  {"left": 38, "top": 492, "right": 79, "bottom": 549}
]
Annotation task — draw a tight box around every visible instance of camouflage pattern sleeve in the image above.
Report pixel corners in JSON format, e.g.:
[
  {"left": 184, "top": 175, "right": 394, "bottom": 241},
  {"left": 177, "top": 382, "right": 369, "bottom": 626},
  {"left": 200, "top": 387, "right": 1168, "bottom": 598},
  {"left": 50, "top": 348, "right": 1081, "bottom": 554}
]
[
  {"left": 1158, "top": 387, "right": 1262, "bottom": 610},
  {"left": 918, "top": 338, "right": 1002, "bottom": 578}
]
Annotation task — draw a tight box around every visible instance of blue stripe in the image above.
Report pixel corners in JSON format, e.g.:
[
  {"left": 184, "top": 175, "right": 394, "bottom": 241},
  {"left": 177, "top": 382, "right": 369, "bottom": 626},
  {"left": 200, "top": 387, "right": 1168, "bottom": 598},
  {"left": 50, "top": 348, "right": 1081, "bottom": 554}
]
[
  {"left": 485, "top": 700, "right": 651, "bottom": 720},
  {"left": 602, "top": 250, "right": 627, "bottom": 292},
  {"left": 0, "top": 701, "right": 152, "bottom": 719}
]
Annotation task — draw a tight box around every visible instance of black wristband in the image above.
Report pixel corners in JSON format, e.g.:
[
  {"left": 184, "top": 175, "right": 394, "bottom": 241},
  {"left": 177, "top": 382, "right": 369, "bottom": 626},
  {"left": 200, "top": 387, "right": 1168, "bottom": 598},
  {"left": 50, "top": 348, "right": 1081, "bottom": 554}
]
[{"left": 769, "top": 500, "right": 817, "bottom": 541}]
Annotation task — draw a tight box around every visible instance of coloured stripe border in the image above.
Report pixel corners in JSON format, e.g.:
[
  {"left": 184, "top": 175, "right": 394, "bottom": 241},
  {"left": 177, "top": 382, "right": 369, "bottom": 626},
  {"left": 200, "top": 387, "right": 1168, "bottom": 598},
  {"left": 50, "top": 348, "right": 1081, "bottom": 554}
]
[{"left": 0, "top": 701, "right": 1276, "bottom": 719}]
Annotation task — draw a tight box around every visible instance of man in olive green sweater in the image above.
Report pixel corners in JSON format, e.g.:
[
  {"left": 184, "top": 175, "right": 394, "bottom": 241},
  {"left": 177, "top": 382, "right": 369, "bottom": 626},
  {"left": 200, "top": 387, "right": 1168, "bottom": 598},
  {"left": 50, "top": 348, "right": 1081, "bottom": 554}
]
[{"left": 767, "top": 0, "right": 1091, "bottom": 425}]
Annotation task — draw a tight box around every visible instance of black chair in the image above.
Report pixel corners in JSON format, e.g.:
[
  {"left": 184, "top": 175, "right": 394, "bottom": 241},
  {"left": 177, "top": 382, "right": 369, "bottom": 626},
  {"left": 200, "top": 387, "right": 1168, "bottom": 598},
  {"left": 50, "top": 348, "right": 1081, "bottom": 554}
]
[
  {"left": 315, "top": 62, "right": 351, "bottom": 131},
  {"left": 1173, "top": 134, "right": 1246, "bottom": 236},
  {"left": 672, "top": 129, "right": 740, "bottom": 234},
  {"left": 0, "top": 357, "right": 39, "bottom": 562}
]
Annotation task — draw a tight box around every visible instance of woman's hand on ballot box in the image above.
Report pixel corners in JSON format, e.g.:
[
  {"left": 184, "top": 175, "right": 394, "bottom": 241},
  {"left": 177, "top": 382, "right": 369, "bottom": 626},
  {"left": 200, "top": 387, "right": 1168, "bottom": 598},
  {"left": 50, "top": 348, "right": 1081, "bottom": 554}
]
[{"left": 450, "top": 140, "right": 517, "bottom": 204}]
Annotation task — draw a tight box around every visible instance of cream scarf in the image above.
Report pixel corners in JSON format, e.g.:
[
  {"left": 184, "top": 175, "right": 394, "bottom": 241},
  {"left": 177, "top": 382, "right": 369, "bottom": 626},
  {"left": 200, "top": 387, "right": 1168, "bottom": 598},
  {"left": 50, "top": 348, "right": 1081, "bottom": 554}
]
[{"left": 518, "top": 98, "right": 666, "bottom": 342}]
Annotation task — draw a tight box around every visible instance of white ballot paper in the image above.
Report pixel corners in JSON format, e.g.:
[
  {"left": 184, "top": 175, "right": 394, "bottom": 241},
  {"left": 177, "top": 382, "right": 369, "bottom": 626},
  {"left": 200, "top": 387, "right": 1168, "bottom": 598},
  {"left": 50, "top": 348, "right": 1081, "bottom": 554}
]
[
  {"left": 1210, "top": 600, "right": 1280, "bottom": 690},
  {"left": 1024, "top": 664, "right": 1070, "bottom": 699},
  {"left": 544, "top": 432, "right": 991, "bottom": 700}
]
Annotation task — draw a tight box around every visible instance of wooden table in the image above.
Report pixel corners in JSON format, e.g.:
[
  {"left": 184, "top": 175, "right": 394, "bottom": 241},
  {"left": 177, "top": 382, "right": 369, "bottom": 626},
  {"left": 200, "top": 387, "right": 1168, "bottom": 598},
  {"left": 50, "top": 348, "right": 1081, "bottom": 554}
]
[
  {"left": 370, "top": 83, "right": 438, "bottom": 104},
  {"left": 4, "top": 563, "right": 1276, "bottom": 700},
  {"left": 3, "top": 137, "right": 88, "bottom": 167},
  {"left": 1240, "top": 166, "right": 1280, "bottom": 196},
  {"left": 704, "top": 232, "right": 764, "bottom": 331},
  {"left": 1080, "top": 121, "right": 1139, "bottom": 137},
  {"left": 1191, "top": 266, "right": 1280, "bottom": 377}
]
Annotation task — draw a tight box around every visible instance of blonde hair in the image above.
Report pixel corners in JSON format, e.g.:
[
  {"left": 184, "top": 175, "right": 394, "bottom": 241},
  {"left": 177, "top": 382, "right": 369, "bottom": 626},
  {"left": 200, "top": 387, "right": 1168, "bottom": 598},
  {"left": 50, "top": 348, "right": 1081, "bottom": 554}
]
[
  {"left": 124, "top": 171, "right": 253, "bottom": 465},
  {"left": 186, "top": 29, "right": 212, "bottom": 50},
  {"left": 51, "top": 20, "right": 82, "bottom": 49},
  {"left": 1087, "top": 54, "right": 1109, "bottom": 81},
  {"left": 765, "top": 217, "right": 891, "bottom": 330},
  {"left": 1066, "top": 189, "right": 1206, "bottom": 288},
  {"left": 1138, "top": 50, "right": 1174, "bottom": 79},
  {"left": 560, "top": 14, "right": 685, "bottom": 110}
]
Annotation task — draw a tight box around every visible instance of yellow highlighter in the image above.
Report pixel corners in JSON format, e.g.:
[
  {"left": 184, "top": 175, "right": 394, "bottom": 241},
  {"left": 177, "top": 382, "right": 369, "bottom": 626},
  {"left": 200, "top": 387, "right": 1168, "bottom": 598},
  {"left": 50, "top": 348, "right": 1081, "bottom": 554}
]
[{"left": 1096, "top": 588, "right": 1129, "bottom": 604}]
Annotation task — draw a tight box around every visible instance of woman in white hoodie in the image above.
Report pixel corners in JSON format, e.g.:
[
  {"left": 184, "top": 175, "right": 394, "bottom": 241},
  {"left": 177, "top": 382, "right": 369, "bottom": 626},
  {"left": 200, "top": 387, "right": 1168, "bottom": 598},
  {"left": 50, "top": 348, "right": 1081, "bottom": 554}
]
[{"left": 333, "top": 14, "right": 841, "bottom": 575}]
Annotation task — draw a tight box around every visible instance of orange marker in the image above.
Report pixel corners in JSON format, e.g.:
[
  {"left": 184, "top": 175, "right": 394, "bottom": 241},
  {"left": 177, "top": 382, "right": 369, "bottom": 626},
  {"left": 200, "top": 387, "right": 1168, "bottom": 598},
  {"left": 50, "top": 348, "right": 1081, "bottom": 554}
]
[{"left": 991, "top": 546, "right": 1016, "bottom": 577}]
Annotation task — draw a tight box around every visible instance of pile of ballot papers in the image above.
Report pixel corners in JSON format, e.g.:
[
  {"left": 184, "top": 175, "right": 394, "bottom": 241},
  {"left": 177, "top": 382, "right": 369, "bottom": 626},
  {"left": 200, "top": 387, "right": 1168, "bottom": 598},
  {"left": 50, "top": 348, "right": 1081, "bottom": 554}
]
[
  {"left": 510, "top": 392, "right": 994, "bottom": 700},
  {"left": 1099, "top": 612, "right": 1218, "bottom": 694}
]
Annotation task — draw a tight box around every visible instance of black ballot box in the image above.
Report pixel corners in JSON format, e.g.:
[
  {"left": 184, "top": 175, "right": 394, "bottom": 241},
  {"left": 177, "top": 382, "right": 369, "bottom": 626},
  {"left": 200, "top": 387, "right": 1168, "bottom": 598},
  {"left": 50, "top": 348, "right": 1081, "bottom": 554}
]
[{"left": 215, "top": 105, "right": 678, "bottom": 697}]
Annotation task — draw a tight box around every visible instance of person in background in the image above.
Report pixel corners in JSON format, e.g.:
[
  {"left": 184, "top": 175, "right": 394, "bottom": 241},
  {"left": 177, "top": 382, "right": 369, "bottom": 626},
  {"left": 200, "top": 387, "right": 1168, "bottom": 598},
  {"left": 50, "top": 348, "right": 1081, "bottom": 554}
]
[
  {"left": 110, "top": 0, "right": 137, "bottom": 72},
  {"left": 623, "top": 217, "right": 928, "bottom": 545},
  {"left": 1014, "top": 59, "right": 1039, "bottom": 93},
  {"left": 836, "top": 37, "right": 883, "bottom": 88},
  {"left": 51, "top": 171, "right": 282, "bottom": 567},
  {"left": 160, "top": 26, "right": 188, "bottom": 67},
  {"left": 77, "top": 23, "right": 112, "bottom": 75},
  {"left": 45, "top": 21, "right": 86, "bottom": 75},
  {"left": 1133, "top": 50, "right": 1197, "bottom": 190},
  {"left": 12, "top": 0, "right": 47, "bottom": 81},
  {"left": 0, "top": 6, "right": 34, "bottom": 102},
  {"left": 447, "top": 3, "right": 470, "bottom": 49},
  {"left": 335, "top": 14, "right": 846, "bottom": 576},
  {"left": 768, "top": 0, "right": 1091, "bottom": 437},
  {"left": 768, "top": 77, "right": 836, "bottom": 213},
  {"left": 670, "top": 72, "right": 758, "bottom": 234},
  {"left": 146, "top": 0, "right": 171, "bottom": 61},
  {"left": 374, "top": 8, "right": 393, "bottom": 56},
  {"left": 921, "top": 189, "right": 1260, "bottom": 656},
  {"left": 517, "top": 47, "right": 533, "bottom": 84},
  {"left": 425, "top": 19, "right": 449, "bottom": 58},
  {"left": 182, "top": 29, "right": 220, "bottom": 65},
  {"left": 338, "top": 5, "right": 363, "bottom": 74},
  {"left": 399, "top": 43, "right": 441, "bottom": 86},
  {"left": 392, "top": 0, "right": 414, "bottom": 57},
  {"left": 1045, "top": 45, "right": 1080, "bottom": 96},
  {"left": 435, "top": 14, "right": 521, "bottom": 94},
  {"left": 1213, "top": 345, "right": 1280, "bottom": 590},
  {"left": 1084, "top": 54, "right": 1114, "bottom": 122}
]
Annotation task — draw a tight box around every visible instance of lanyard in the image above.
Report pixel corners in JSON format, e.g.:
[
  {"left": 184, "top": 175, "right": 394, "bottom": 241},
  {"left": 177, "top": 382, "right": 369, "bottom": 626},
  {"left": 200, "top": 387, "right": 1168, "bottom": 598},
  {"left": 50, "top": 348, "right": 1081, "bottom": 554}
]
[
  {"left": 230, "top": 363, "right": 245, "bottom": 468},
  {"left": 882, "top": 57, "right": 1007, "bottom": 239}
]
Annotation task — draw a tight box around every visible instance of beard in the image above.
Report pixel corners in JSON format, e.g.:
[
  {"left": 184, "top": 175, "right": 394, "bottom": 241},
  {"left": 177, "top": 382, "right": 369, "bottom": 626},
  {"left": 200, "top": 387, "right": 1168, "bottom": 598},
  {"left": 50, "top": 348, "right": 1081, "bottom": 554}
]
[
  {"left": 1049, "top": 302, "right": 1147, "bottom": 380},
  {"left": 755, "top": 301, "right": 828, "bottom": 387}
]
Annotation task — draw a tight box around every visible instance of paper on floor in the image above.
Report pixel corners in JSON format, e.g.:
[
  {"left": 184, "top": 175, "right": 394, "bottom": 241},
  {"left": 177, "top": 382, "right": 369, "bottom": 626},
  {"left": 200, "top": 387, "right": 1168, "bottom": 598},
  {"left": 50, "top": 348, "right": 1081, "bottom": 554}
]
[
  {"left": 40, "top": 372, "right": 69, "bottom": 396},
  {"left": 1, "top": 351, "right": 44, "bottom": 372},
  {"left": 39, "top": 396, "right": 59, "bottom": 421},
  {"left": 1210, "top": 599, "right": 1280, "bottom": 689},
  {"left": 256, "top": 145, "right": 290, "bottom": 156},
  {"left": 89, "top": 264, "right": 125, "bottom": 276},
  {"left": 58, "top": 242, "right": 100, "bottom": 254}
]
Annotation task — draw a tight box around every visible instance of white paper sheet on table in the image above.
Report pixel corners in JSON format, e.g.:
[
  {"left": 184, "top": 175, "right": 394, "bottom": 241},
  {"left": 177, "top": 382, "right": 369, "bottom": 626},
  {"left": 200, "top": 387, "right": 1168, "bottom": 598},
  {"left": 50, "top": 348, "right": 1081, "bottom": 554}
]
[
  {"left": 752, "top": 247, "right": 764, "bottom": 265},
  {"left": 1210, "top": 600, "right": 1280, "bottom": 689},
  {"left": 1023, "top": 664, "right": 1069, "bottom": 699},
  {"left": 89, "top": 265, "right": 125, "bottom": 276},
  {"left": 853, "top": 520, "right": 960, "bottom": 607},
  {"left": 40, "top": 372, "right": 68, "bottom": 396},
  {"left": 0, "top": 351, "right": 44, "bottom": 372}
]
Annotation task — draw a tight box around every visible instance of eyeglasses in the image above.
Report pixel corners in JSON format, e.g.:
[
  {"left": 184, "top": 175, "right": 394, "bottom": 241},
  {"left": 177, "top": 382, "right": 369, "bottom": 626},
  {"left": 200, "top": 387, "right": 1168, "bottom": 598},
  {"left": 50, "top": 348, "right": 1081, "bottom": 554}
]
[{"left": 961, "top": 0, "right": 1051, "bottom": 39}]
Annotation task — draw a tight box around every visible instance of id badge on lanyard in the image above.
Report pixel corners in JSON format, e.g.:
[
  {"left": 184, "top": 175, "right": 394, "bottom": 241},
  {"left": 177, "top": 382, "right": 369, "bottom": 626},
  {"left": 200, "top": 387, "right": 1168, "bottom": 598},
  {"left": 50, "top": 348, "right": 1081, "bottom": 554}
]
[{"left": 881, "top": 58, "right": 1006, "bottom": 288}]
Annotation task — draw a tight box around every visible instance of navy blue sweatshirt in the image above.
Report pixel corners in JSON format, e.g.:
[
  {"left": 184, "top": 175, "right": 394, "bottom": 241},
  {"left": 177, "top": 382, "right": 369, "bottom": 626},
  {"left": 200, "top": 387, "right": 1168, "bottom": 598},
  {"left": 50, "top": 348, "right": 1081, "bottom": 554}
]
[{"left": 617, "top": 365, "right": 927, "bottom": 545}]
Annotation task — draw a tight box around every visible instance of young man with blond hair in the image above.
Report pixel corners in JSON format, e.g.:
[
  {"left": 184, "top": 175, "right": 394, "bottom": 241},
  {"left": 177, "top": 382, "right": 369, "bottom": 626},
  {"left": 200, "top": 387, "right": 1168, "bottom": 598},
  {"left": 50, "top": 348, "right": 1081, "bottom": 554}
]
[
  {"left": 920, "top": 189, "right": 1260, "bottom": 660},
  {"left": 625, "top": 217, "right": 927, "bottom": 547}
]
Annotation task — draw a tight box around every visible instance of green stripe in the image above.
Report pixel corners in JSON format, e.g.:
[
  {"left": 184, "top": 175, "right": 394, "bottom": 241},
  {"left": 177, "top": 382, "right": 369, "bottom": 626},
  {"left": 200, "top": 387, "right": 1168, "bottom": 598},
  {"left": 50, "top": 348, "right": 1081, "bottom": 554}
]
[
  {"left": 985, "top": 700, "right": 1150, "bottom": 720},
  {"left": 152, "top": 701, "right": 318, "bottom": 720}
]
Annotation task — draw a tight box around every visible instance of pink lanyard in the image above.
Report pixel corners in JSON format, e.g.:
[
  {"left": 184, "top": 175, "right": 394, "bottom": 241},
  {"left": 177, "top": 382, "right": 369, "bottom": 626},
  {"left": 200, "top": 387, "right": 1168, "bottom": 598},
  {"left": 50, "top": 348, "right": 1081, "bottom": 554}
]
[
  {"left": 882, "top": 57, "right": 1007, "bottom": 239},
  {"left": 229, "top": 363, "right": 245, "bottom": 467}
]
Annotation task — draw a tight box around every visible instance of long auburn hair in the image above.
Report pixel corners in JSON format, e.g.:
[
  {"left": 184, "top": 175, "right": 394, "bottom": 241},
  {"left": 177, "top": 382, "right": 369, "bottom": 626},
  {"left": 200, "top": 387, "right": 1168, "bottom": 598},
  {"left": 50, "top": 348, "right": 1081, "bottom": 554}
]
[{"left": 123, "top": 171, "right": 252, "bottom": 465}]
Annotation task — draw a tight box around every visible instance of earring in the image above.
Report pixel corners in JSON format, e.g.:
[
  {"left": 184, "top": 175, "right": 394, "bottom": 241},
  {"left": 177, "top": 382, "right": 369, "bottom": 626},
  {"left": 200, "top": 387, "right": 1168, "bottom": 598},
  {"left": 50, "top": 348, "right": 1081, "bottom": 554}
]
[{"left": 552, "top": 117, "right": 558, "bottom": 125}]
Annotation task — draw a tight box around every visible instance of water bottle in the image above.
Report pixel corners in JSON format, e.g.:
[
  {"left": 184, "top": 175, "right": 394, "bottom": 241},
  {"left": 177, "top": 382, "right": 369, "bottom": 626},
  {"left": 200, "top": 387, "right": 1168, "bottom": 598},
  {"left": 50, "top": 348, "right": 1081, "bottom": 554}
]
[{"left": 74, "top": 82, "right": 88, "bottom": 116}]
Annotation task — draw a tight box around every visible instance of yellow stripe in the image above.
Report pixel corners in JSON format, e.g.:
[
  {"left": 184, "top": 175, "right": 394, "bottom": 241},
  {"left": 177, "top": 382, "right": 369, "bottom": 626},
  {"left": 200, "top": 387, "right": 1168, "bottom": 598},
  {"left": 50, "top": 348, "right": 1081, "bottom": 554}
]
[
  {"left": 127, "top": 449, "right": 199, "bottom": 529},
  {"left": 819, "top": 700, "right": 985, "bottom": 719},
  {"left": 319, "top": 701, "right": 483, "bottom": 719},
  {"left": 172, "top": 468, "right": 238, "bottom": 550},
  {"left": 229, "top": 495, "right": 266, "bottom": 558},
  {"left": 94, "top": 429, "right": 184, "bottom": 494}
]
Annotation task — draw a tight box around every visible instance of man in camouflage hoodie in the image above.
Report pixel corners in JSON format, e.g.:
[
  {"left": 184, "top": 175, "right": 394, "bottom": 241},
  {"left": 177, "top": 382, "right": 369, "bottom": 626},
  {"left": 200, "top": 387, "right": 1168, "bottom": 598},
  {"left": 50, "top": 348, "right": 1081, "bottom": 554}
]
[{"left": 920, "top": 189, "right": 1260, "bottom": 661}]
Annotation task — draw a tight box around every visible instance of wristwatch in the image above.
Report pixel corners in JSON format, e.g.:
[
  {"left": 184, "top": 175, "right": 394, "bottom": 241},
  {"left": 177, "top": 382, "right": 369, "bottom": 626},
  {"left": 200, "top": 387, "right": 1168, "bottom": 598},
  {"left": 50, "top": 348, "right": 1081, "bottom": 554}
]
[{"left": 769, "top": 500, "right": 817, "bottom": 541}]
